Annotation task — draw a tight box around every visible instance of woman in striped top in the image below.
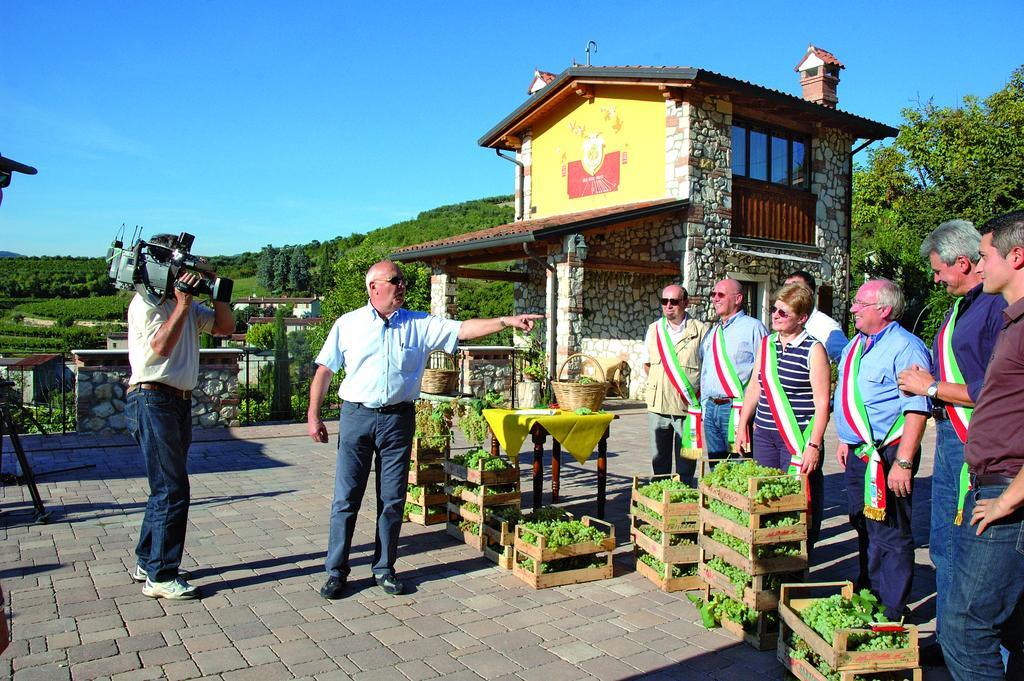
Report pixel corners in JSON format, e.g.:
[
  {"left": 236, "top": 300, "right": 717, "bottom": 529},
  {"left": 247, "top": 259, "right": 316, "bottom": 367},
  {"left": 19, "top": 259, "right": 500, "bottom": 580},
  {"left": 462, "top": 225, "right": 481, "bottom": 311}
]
[{"left": 735, "top": 283, "right": 831, "bottom": 550}]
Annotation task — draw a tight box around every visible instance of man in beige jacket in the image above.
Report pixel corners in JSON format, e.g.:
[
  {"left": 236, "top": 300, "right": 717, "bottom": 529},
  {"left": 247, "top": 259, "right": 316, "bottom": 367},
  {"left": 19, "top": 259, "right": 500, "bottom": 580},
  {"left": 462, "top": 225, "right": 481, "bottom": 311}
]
[{"left": 642, "top": 284, "right": 708, "bottom": 484}]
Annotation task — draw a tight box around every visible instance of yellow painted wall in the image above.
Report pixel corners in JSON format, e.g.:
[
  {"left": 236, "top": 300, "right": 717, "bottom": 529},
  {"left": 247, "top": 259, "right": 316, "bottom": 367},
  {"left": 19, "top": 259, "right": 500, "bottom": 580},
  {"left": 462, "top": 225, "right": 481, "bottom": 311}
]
[{"left": 530, "top": 85, "right": 666, "bottom": 218}]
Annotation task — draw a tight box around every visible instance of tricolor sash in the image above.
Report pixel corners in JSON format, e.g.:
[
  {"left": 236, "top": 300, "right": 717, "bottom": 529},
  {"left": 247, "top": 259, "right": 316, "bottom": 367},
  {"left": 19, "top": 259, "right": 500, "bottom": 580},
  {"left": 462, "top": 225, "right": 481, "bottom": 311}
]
[
  {"left": 759, "top": 334, "right": 815, "bottom": 474},
  {"left": 655, "top": 317, "right": 703, "bottom": 460},
  {"left": 936, "top": 298, "right": 974, "bottom": 525},
  {"left": 839, "top": 334, "right": 905, "bottom": 521},
  {"left": 711, "top": 324, "right": 746, "bottom": 447}
]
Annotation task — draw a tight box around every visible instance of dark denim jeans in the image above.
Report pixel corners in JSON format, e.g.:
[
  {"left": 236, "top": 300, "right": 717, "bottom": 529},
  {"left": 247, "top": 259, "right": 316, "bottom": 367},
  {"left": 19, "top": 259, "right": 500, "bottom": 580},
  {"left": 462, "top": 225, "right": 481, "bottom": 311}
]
[
  {"left": 325, "top": 401, "right": 415, "bottom": 579},
  {"left": 751, "top": 426, "right": 824, "bottom": 554},
  {"left": 930, "top": 418, "right": 964, "bottom": 642},
  {"left": 126, "top": 389, "right": 192, "bottom": 582},
  {"left": 701, "top": 399, "right": 734, "bottom": 462},
  {"left": 942, "top": 483, "right": 1024, "bottom": 681},
  {"left": 648, "top": 411, "right": 695, "bottom": 485}
]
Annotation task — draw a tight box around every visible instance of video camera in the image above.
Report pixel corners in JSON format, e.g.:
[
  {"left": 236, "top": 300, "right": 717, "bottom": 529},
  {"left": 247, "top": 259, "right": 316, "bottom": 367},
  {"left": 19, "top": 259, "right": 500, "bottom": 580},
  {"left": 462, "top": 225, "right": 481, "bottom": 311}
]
[{"left": 106, "top": 228, "right": 233, "bottom": 303}]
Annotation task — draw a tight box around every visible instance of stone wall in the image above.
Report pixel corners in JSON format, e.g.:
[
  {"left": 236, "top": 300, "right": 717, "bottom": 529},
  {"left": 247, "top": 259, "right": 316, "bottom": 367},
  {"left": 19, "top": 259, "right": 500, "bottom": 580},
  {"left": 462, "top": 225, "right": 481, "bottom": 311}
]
[
  {"left": 459, "top": 347, "right": 515, "bottom": 403},
  {"left": 72, "top": 349, "right": 242, "bottom": 435},
  {"left": 812, "top": 126, "right": 853, "bottom": 323}
]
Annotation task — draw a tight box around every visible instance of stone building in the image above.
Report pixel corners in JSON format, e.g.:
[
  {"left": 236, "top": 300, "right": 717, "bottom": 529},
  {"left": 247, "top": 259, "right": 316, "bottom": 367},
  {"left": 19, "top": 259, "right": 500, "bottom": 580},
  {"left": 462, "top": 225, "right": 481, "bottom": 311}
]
[{"left": 393, "top": 47, "right": 896, "bottom": 399}]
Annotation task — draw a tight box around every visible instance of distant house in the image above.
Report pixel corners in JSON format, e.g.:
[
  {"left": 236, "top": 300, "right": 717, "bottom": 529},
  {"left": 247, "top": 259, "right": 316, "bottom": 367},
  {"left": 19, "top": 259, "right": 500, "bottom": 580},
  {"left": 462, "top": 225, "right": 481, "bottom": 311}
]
[
  {"left": 0, "top": 354, "right": 71, "bottom": 403},
  {"left": 393, "top": 46, "right": 896, "bottom": 398},
  {"left": 106, "top": 332, "right": 129, "bottom": 350},
  {"left": 245, "top": 316, "right": 322, "bottom": 334},
  {"left": 231, "top": 296, "right": 320, "bottom": 318}
]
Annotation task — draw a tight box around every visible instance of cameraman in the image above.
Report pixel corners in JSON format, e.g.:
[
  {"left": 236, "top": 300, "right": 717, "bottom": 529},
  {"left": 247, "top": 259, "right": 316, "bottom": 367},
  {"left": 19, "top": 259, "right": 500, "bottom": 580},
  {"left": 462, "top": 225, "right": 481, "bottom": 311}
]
[{"left": 125, "top": 234, "right": 233, "bottom": 600}]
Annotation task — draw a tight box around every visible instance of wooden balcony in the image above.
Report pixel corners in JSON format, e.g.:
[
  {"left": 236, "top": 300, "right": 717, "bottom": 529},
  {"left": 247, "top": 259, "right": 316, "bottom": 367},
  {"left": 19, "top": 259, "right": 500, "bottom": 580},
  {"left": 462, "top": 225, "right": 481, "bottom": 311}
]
[{"left": 732, "top": 177, "right": 816, "bottom": 245}]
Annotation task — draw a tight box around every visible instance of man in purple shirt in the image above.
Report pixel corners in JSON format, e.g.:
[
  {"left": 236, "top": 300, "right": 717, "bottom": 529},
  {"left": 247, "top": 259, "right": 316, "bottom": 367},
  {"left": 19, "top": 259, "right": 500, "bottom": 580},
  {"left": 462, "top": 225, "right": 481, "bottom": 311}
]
[
  {"left": 898, "top": 220, "right": 1006, "bottom": 665},
  {"left": 941, "top": 211, "right": 1024, "bottom": 681}
]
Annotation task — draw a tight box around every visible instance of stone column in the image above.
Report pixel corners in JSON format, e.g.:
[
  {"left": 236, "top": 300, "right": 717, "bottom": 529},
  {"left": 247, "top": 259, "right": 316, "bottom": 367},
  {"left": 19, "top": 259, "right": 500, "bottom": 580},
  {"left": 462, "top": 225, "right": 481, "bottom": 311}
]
[
  {"left": 430, "top": 269, "right": 457, "bottom": 319},
  {"left": 554, "top": 255, "right": 584, "bottom": 373}
]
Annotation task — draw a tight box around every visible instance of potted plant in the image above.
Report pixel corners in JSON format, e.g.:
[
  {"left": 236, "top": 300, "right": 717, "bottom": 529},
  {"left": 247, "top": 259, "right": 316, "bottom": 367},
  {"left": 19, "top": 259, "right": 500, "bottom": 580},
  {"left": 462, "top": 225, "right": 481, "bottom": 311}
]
[{"left": 517, "top": 331, "right": 546, "bottom": 407}]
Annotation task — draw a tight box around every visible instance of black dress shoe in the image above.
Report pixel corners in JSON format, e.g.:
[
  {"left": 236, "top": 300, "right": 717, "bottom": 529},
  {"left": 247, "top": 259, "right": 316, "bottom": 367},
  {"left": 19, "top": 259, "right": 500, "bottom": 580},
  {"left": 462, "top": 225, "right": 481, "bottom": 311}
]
[
  {"left": 320, "top": 575, "right": 347, "bottom": 600},
  {"left": 375, "top": 573, "right": 404, "bottom": 595}
]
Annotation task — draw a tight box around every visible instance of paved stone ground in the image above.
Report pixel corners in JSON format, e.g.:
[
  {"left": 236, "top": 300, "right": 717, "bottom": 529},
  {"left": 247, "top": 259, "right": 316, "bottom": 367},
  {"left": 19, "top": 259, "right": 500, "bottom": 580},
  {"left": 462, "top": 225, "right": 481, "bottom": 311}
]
[{"left": 1, "top": 401, "right": 950, "bottom": 681}]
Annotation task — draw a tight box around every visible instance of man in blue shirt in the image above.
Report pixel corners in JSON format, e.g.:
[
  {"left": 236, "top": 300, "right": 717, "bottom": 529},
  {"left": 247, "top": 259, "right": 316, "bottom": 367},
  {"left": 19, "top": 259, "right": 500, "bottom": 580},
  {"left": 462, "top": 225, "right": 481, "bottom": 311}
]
[
  {"left": 897, "top": 220, "right": 1006, "bottom": 665},
  {"left": 307, "top": 260, "right": 541, "bottom": 599},
  {"left": 785, "top": 270, "right": 847, "bottom": 362},
  {"left": 834, "top": 278, "right": 930, "bottom": 620},
  {"left": 699, "top": 278, "right": 768, "bottom": 462}
]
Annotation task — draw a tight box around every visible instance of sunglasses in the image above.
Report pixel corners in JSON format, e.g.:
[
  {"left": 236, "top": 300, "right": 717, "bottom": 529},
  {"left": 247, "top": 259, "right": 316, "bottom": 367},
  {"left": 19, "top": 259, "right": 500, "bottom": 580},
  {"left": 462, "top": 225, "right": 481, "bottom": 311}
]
[
  {"left": 710, "top": 291, "right": 734, "bottom": 299},
  {"left": 375, "top": 276, "right": 407, "bottom": 287},
  {"left": 771, "top": 306, "right": 792, "bottom": 318},
  {"left": 660, "top": 297, "right": 684, "bottom": 306}
]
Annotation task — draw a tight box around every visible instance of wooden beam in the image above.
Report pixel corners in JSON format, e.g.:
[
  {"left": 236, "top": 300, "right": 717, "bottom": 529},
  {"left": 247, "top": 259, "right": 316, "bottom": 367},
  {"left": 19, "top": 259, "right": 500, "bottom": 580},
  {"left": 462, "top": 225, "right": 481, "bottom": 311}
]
[
  {"left": 444, "top": 267, "right": 528, "bottom": 283},
  {"left": 581, "top": 257, "right": 678, "bottom": 276},
  {"left": 571, "top": 81, "right": 594, "bottom": 100}
]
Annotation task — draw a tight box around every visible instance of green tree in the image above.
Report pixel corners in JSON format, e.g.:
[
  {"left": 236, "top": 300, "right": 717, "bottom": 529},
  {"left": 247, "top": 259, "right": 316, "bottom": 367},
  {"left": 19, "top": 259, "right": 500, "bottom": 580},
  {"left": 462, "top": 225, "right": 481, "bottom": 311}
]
[
  {"left": 288, "top": 247, "right": 311, "bottom": 293},
  {"left": 270, "top": 307, "right": 292, "bottom": 421},
  {"left": 852, "top": 65, "right": 1024, "bottom": 340},
  {"left": 256, "top": 246, "right": 277, "bottom": 291},
  {"left": 246, "top": 322, "right": 274, "bottom": 349}
]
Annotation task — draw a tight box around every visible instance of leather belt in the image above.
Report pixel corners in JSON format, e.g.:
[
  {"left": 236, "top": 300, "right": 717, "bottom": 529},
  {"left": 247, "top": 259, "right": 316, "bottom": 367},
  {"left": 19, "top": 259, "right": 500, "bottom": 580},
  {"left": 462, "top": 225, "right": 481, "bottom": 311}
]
[
  {"left": 128, "top": 382, "right": 192, "bottom": 401},
  {"left": 931, "top": 405, "right": 949, "bottom": 422},
  {"left": 972, "top": 473, "right": 1016, "bottom": 488},
  {"left": 709, "top": 397, "right": 732, "bottom": 405},
  {"left": 352, "top": 401, "right": 413, "bottom": 414}
]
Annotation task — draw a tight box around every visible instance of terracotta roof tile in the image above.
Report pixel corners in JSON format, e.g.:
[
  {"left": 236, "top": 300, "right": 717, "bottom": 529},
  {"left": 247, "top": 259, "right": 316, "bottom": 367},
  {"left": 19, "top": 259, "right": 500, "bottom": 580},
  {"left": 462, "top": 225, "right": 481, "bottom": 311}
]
[
  {"left": 794, "top": 45, "right": 845, "bottom": 71},
  {"left": 393, "top": 199, "right": 681, "bottom": 255}
]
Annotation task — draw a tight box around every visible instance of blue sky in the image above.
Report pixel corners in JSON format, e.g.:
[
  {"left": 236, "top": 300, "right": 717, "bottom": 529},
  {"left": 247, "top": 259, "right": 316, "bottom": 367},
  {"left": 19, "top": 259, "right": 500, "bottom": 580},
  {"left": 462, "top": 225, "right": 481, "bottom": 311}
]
[{"left": 2, "top": 1, "right": 1021, "bottom": 257}]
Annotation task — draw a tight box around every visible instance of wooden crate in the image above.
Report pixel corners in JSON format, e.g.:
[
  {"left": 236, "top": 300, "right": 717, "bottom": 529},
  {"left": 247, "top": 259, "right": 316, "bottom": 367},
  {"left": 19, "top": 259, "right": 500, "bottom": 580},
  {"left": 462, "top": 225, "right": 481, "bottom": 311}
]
[
  {"left": 512, "top": 516, "right": 614, "bottom": 589},
  {"left": 630, "top": 475, "right": 700, "bottom": 531},
  {"left": 408, "top": 464, "right": 445, "bottom": 485},
  {"left": 778, "top": 638, "right": 922, "bottom": 681},
  {"left": 406, "top": 506, "right": 446, "bottom": 526},
  {"left": 699, "top": 474, "right": 808, "bottom": 514},
  {"left": 407, "top": 486, "right": 447, "bottom": 509},
  {"left": 410, "top": 440, "right": 447, "bottom": 463},
  {"left": 699, "top": 499, "right": 807, "bottom": 544},
  {"left": 697, "top": 560, "right": 805, "bottom": 611},
  {"left": 446, "top": 517, "right": 487, "bottom": 551},
  {"left": 446, "top": 483, "right": 521, "bottom": 508},
  {"left": 777, "top": 582, "right": 920, "bottom": 671},
  {"left": 482, "top": 535, "right": 514, "bottom": 570},
  {"left": 630, "top": 515, "right": 699, "bottom": 564},
  {"left": 633, "top": 548, "right": 702, "bottom": 593},
  {"left": 447, "top": 501, "right": 483, "bottom": 525},
  {"left": 719, "top": 610, "right": 779, "bottom": 652},
  {"left": 444, "top": 459, "right": 519, "bottom": 486},
  {"left": 698, "top": 526, "right": 807, "bottom": 576}
]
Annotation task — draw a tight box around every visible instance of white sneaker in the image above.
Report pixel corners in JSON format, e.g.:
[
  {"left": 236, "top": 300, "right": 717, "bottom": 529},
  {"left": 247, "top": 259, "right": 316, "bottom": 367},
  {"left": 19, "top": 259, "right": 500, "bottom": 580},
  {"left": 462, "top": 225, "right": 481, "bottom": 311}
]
[
  {"left": 131, "top": 564, "right": 192, "bottom": 583},
  {"left": 142, "top": 578, "right": 199, "bottom": 600}
]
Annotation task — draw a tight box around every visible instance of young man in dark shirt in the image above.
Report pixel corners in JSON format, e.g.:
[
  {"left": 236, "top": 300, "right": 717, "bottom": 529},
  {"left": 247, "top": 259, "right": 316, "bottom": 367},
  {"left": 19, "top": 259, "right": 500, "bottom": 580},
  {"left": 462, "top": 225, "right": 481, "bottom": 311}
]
[{"left": 940, "top": 211, "right": 1024, "bottom": 681}]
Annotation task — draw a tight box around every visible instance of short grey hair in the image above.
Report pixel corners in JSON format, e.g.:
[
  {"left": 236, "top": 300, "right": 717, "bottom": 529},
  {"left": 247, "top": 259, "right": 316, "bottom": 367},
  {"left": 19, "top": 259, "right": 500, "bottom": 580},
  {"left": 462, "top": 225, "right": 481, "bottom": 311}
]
[
  {"left": 872, "top": 278, "right": 906, "bottom": 321},
  {"left": 364, "top": 260, "right": 401, "bottom": 292},
  {"left": 919, "top": 219, "right": 981, "bottom": 265}
]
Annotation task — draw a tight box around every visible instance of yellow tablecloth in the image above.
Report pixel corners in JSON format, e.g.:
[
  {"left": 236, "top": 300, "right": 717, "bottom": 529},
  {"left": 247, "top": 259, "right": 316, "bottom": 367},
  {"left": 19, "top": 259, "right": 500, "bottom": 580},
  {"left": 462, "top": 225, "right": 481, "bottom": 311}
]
[{"left": 483, "top": 409, "right": 615, "bottom": 465}]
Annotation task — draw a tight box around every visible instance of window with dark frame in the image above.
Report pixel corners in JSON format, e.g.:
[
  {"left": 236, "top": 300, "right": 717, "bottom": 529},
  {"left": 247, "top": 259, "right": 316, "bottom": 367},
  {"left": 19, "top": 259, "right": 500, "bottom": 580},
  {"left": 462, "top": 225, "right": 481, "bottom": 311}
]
[{"left": 731, "top": 120, "right": 810, "bottom": 190}]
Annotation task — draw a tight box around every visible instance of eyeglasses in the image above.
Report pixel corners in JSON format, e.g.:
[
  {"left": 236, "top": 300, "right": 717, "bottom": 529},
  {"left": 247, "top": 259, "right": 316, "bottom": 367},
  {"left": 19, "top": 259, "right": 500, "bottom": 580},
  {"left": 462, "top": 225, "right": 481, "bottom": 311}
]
[
  {"left": 375, "top": 276, "right": 407, "bottom": 287},
  {"left": 710, "top": 291, "right": 734, "bottom": 299},
  {"left": 771, "top": 306, "right": 791, "bottom": 318},
  {"left": 851, "top": 298, "right": 880, "bottom": 308},
  {"left": 660, "top": 297, "right": 684, "bottom": 306}
]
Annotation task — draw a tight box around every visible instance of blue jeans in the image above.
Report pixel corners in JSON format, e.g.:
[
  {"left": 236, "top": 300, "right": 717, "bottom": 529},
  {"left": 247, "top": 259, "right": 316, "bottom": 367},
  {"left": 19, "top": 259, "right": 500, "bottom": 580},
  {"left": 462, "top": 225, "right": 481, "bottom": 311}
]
[
  {"left": 702, "top": 399, "right": 734, "bottom": 462},
  {"left": 648, "top": 411, "right": 696, "bottom": 485},
  {"left": 930, "top": 418, "right": 964, "bottom": 642},
  {"left": 126, "top": 389, "right": 193, "bottom": 582},
  {"left": 752, "top": 426, "right": 824, "bottom": 553},
  {"left": 942, "top": 483, "right": 1024, "bottom": 681},
  {"left": 845, "top": 442, "right": 917, "bottom": 620},
  {"left": 326, "top": 401, "right": 415, "bottom": 579}
]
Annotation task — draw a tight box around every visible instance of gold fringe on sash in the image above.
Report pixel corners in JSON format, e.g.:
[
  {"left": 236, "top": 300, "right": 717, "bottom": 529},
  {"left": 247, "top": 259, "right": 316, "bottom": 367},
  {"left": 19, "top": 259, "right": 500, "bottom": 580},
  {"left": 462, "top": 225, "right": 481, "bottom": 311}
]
[
  {"left": 864, "top": 507, "right": 886, "bottom": 522},
  {"left": 954, "top": 510, "right": 963, "bottom": 526},
  {"left": 681, "top": 448, "right": 701, "bottom": 461}
]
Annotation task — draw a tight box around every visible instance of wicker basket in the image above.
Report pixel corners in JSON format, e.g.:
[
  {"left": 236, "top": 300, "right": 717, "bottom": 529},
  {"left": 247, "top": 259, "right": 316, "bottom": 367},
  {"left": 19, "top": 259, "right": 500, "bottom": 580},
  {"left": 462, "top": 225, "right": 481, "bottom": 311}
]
[
  {"left": 421, "top": 351, "right": 459, "bottom": 395},
  {"left": 551, "top": 353, "right": 608, "bottom": 411}
]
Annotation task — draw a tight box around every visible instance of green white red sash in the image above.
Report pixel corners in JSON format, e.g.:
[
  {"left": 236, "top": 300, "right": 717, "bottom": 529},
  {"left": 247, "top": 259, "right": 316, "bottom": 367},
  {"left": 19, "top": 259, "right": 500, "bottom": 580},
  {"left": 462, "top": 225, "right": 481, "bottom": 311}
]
[
  {"left": 711, "top": 324, "right": 746, "bottom": 446},
  {"left": 839, "top": 334, "right": 905, "bottom": 521},
  {"left": 656, "top": 317, "right": 703, "bottom": 459},
  {"left": 656, "top": 317, "right": 698, "bottom": 405},
  {"left": 937, "top": 298, "right": 974, "bottom": 525},
  {"left": 759, "top": 334, "right": 815, "bottom": 473}
]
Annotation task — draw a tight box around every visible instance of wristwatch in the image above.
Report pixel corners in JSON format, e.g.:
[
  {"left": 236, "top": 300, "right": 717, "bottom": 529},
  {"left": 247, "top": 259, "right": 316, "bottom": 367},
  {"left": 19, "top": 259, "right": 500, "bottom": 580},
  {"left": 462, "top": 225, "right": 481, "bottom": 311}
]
[
  {"left": 926, "top": 381, "right": 939, "bottom": 398},
  {"left": 895, "top": 458, "right": 914, "bottom": 470}
]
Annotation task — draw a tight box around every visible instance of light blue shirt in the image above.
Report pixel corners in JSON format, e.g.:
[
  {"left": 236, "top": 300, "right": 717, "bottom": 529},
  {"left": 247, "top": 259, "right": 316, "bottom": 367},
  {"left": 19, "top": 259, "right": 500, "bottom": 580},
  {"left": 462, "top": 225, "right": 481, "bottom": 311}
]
[
  {"left": 315, "top": 303, "right": 462, "bottom": 407},
  {"left": 833, "top": 322, "right": 931, "bottom": 445},
  {"left": 699, "top": 311, "right": 768, "bottom": 399}
]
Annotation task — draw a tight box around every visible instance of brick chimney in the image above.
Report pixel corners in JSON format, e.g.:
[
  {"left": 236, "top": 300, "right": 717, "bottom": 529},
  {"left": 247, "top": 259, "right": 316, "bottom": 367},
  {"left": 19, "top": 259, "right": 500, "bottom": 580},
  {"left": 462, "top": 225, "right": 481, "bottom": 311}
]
[{"left": 794, "top": 45, "right": 844, "bottom": 108}]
